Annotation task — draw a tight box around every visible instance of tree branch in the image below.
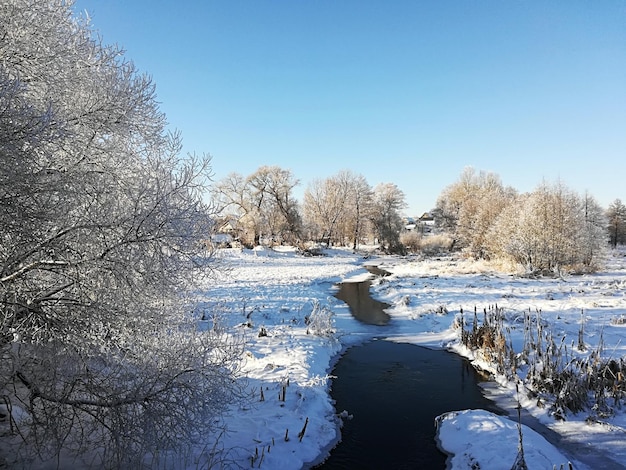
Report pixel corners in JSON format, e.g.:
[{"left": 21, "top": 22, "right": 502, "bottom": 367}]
[{"left": 1, "top": 260, "right": 71, "bottom": 284}]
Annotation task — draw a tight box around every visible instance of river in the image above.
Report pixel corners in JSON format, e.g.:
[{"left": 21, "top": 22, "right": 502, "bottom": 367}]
[{"left": 315, "top": 339, "right": 501, "bottom": 469}]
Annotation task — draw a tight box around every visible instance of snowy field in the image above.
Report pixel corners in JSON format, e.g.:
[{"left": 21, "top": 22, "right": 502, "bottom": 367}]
[{"left": 198, "top": 246, "right": 626, "bottom": 469}]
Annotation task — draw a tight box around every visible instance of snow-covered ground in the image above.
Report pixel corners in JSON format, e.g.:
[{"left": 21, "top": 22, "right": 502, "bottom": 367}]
[{"left": 198, "top": 245, "right": 626, "bottom": 469}]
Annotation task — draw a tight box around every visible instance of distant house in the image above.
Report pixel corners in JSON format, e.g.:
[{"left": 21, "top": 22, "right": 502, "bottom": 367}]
[
  {"left": 207, "top": 216, "right": 239, "bottom": 248},
  {"left": 210, "top": 233, "right": 233, "bottom": 247},
  {"left": 218, "top": 219, "right": 237, "bottom": 234},
  {"left": 403, "top": 214, "right": 436, "bottom": 233},
  {"left": 418, "top": 212, "right": 435, "bottom": 226},
  {"left": 403, "top": 216, "right": 417, "bottom": 232},
  {"left": 417, "top": 212, "right": 435, "bottom": 233}
]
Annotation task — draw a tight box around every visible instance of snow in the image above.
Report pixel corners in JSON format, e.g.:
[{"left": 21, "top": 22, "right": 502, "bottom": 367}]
[
  {"left": 196, "top": 246, "right": 626, "bottom": 469},
  {"left": 435, "top": 409, "right": 571, "bottom": 469}
]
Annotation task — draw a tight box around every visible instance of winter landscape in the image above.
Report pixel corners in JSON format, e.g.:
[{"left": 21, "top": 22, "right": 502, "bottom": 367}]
[
  {"left": 197, "top": 245, "right": 626, "bottom": 469},
  {"left": 2, "top": 1, "right": 626, "bottom": 469}
]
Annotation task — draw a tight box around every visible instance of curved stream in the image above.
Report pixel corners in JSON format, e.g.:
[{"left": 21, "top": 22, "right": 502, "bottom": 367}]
[
  {"left": 320, "top": 271, "right": 618, "bottom": 469},
  {"left": 333, "top": 279, "right": 390, "bottom": 325},
  {"left": 315, "top": 339, "right": 501, "bottom": 469}
]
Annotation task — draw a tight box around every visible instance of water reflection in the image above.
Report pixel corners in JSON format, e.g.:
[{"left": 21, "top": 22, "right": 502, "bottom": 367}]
[
  {"left": 314, "top": 340, "right": 501, "bottom": 469},
  {"left": 334, "top": 280, "right": 391, "bottom": 325}
]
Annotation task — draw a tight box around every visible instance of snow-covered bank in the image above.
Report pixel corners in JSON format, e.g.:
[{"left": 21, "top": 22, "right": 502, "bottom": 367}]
[
  {"left": 435, "top": 410, "right": 571, "bottom": 469},
  {"left": 197, "top": 247, "right": 372, "bottom": 469},
  {"left": 199, "top": 247, "right": 626, "bottom": 469}
]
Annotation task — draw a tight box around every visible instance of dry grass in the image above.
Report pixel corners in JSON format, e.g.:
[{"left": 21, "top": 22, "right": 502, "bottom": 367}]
[
  {"left": 400, "top": 232, "right": 455, "bottom": 255},
  {"left": 459, "top": 306, "right": 626, "bottom": 419}
]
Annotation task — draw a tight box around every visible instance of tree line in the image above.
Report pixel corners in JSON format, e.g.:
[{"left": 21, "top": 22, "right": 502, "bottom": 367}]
[
  {"left": 211, "top": 165, "right": 626, "bottom": 273},
  {"left": 211, "top": 167, "right": 408, "bottom": 253},
  {"left": 433, "top": 167, "right": 626, "bottom": 274}
]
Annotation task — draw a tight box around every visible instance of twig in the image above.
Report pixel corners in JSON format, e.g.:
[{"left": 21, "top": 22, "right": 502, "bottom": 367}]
[{"left": 298, "top": 417, "right": 309, "bottom": 442}]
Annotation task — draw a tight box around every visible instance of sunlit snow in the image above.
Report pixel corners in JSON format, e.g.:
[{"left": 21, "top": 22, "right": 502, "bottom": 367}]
[{"left": 194, "top": 245, "right": 626, "bottom": 469}]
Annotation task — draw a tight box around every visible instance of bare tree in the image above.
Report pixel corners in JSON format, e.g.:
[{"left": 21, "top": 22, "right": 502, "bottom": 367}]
[
  {"left": 434, "top": 167, "right": 516, "bottom": 257},
  {"left": 302, "top": 170, "right": 372, "bottom": 248},
  {"left": 247, "top": 165, "right": 302, "bottom": 244},
  {"left": 211, "top": 171, "right": 264, "bottom": 246},
  {"left": 303, "top": 177, "right": 346, "bottom": 246},
  {"left": 1, "top": 1, "right": 242, "bottom": 467},
  {"left": 341, "top": 172, "right": 374, "bottom": 250},
  {"left": 370, "top": 183, "right": 406, "bottom": 253},
  {"left": 607, "top": 199, "right": 626, "bottom": 247},
  {"left": 212, "top": 166, "right": 301, "bottom": 246}
]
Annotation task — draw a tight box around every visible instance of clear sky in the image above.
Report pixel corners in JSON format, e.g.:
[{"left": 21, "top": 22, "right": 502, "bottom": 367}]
[{"left": 72, "top": 0, "right": 626, "bottom": 216}]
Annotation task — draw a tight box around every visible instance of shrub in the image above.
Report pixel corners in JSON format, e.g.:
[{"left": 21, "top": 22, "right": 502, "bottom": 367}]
[
  {"left": 305, "top": 300, "right": 335, "bottom": 336},
  {"left": 420, "top": 234, "right": 455, "bottom": 255},
  {"left": 400, "top": 231, "right": 422, "bottom": 253}
]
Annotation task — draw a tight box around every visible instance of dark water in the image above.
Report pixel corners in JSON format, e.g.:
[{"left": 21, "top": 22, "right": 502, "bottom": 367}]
[
  {"left": 364, "top": 265, "right": 391, "bottom": 277},
  {"left": 334, "top": 281, "right": 391, "bottom": 325},
  {"left": 315, "top": 340, "right": 500, "bottom": 470}
]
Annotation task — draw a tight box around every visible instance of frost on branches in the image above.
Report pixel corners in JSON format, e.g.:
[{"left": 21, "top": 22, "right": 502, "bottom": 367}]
[{"left": 0, "top": 1, "right": 242, "bottom": 468}]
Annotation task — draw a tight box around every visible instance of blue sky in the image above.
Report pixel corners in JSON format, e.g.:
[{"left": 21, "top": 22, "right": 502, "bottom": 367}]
[{"left": 73, "top": 1, "right": 626, "bottom": 215}]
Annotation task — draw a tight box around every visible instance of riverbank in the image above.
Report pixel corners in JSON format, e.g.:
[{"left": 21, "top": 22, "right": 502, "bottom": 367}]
[{"left": 197, "top": 246, "right": 626, "bottom": 469}]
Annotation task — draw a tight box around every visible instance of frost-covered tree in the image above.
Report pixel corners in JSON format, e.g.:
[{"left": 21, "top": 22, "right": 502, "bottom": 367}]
[
  {"left": 342, "top": 172, "right": 374, "bottom": 250},
  {"left": 247, "top": 165, "right": 302, "bottom": 244},
  {"left": 212, "top": 171, "right": 264, "bottom": 246},
  {"left": 486, "top": 194, "right": 530, "bottom": 265},
  {"left": 434, "top": 167, "right": 516, "bottom": 257},
  {"left": 578, "top": 192, "right": 607, "bottom": 266},
  {"left": 437, "top": 169, "right": 607, "bottom": 273},
  {"left": 490, "top": 182, "right": 606, "bottom": 274},
  {"left": 303, "top": 170, "right": 372, "bottom": 247},
  {"left": 303, "top": 176, "right": 349, "bottom": 246},
  {"left": 432, "top": 169, "right": 470, "bottom": 236},
  {"left": 1, "top": 1, "right": 242, "bottom": 467},
  {"left": 370, "top": 182, "right": 406, "bottom": 253},
  {"left": 607, "top": 199, "right": 626, "bottom": 247},
  {"left": 212, "top": 166, "right": 301, "bottom": 246}
]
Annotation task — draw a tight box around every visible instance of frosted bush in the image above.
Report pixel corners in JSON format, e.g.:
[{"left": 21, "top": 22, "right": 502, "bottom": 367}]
[{"left": 305, "top": 300, "right": 335, "bottom": 336}]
